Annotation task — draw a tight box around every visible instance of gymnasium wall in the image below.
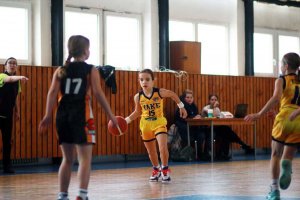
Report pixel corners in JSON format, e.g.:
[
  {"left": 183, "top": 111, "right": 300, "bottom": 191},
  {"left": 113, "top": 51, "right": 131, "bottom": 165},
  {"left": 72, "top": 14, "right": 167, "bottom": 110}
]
[{"left": 0, "top": 65, "right": 276, "bottom": 160}]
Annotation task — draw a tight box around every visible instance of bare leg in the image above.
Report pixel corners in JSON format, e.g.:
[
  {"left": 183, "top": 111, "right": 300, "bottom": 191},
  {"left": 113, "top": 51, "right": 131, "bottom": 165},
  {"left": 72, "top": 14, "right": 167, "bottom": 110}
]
[
  {"left": 59, "top": 143, "right": 76, "bottom": 193},
  {"left": 270, "top": 141, "right": 284, "bottom": 180},
  {"left": 144, "top": 140, "right": 159, "bottom": 167},
  {"left": 156, "top": 134, "right": 169, "bottom": 167},
  {"left": 76, "top": 144, "right": 93, "bottom": 189},
  {"left": 281, "top": 145, "right": 297, "bottom": 160},
  {"left": 279, "top": 145, "right": 297, "bottom": 190}
]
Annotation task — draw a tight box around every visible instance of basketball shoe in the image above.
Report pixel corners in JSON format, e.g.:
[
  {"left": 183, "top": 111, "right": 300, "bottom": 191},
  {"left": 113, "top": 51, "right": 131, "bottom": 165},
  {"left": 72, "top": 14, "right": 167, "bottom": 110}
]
[
  {"left": 266, "top": 188, "right": 280, "bottom": 200},
  {"left": 279, "top": 159, "right": 292, "bottom": 190},
  {"left": 161, "top": 167, "right": 171, "bottom": 183},
  {"left": 149, "top": 167, "right": 161, "bottom": 182}
]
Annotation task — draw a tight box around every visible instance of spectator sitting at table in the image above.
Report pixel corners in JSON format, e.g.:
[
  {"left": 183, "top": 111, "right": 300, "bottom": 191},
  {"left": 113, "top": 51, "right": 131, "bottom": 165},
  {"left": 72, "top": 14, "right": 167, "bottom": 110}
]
[
  {"left": 174, "top": 89, "right": 209, "bottom": 161},
  {"left": 202, "top": 94, "right": 254, "bottom": 160}
]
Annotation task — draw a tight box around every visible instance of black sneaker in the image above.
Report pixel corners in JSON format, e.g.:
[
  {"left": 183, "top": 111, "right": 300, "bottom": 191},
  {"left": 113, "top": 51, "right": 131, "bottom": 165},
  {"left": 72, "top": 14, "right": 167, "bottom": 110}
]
[{"left": 242, "top": 145, "right": 255, "bottom": 155}]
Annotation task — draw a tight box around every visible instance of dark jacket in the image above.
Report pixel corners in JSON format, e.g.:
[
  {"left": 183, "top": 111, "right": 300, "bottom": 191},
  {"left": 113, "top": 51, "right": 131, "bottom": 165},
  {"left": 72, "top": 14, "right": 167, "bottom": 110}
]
[{"left": 97, "top": 65, "right": 117, "bottom": 94}]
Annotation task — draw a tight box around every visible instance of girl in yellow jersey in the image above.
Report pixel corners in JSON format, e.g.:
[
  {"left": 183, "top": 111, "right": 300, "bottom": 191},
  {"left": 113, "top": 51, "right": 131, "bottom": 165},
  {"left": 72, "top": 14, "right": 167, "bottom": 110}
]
[
  {"left": 245, "top": 52, "right": 300, "bottom": 200},
  {"left": 125, "top": 69, "right": 187, "bottom": 183}
]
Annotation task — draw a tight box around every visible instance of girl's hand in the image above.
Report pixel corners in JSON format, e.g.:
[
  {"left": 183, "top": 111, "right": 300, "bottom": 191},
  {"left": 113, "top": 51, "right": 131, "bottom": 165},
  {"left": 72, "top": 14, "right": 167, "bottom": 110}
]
[
  {"left": 110, "top": 116, "right": 119, "bottom": 127},
  {"left": 14, "top": 110, "right": 20, "bottom": 121},
  {"left": 214, "top": 101, "right": 219, "bottom": 108},
  {"left": 193, "top": 114, "right": 201, "bottom": 119},
  {"left": 289, "top": 109, "right": 300, "bottom": 121},
  {"left": 19, "top": 76, "right": 29, "bottom": 82},
  {"left": 266, "top": 109, "right": 277, "bottom": 120},
  {"left": 244, "top": 113, "right": 260, "bottom": 122},
  {"left": 38, "top": 115, "right": 51, "bottom": 134},
  {"left": 180, "top": 108, "right": 188, "bottom": 119}
]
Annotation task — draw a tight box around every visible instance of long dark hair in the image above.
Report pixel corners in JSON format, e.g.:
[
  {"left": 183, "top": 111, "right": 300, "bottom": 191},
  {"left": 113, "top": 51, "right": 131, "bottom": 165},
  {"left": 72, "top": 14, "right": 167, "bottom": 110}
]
[
  {"left": 282, "top": 52, "right": 300, "bottom": 82},
  {"left": 58, "top": 35, "right": 90, "bottom": 79}
]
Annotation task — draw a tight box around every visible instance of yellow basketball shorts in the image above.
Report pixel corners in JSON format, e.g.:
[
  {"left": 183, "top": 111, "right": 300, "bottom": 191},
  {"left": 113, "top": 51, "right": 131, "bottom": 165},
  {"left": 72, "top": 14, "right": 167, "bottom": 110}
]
[
  {"left": 139, "top": 117, "right": 167, "bottom": 142},
  {"left": 272, "top": 107, "right": 300, "bottom": 144}
]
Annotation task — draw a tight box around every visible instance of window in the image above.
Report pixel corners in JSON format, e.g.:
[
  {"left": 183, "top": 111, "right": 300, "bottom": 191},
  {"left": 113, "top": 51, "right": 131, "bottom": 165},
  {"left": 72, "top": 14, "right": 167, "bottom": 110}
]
[
  {"left": 254, "top": 29, "right": 300, "bottom": 77},
  {"left": 0, "top": 2, "right": 31, "bottom": 64},
  {"left": 104, "top": 12, "right": 142, "bottom": 71},
  {"left": 65, "top": 9, "right": 100, "bottom": 65},
  {"left": 254, "top": 33, "right": 274, "bottom": 75},
  {"left": 169, "top": 21, "right": 195, "bottom": 41},
  {"left": 169, "top": 21, "right": 229, "bottom": 75},
  {"left": 64, "top": 9, "right": 142, "bottom": 70},
  {"left": 278, "top": 35, "right": 300, "bottom": 63},
  {"left": 197, "top": 24, "right": 228, "bottom": 75}
]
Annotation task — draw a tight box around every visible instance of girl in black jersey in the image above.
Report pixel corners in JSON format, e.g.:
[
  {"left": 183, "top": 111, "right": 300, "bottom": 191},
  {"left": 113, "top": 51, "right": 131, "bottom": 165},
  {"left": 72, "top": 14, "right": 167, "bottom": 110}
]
[{"left": 39, "top": 35, "right": 118, "bottom": 200}]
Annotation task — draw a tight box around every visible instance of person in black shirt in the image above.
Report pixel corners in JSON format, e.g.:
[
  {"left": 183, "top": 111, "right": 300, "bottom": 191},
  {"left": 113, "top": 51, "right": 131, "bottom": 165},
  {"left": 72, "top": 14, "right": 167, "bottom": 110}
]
[
  {"left": 39, "top": 35, "right": 118, "bottom": 200},
  {"left": 0, "top": 57, "right": 28, "bottom": 173},
  {"left": 202, "top": 94, "right": 254, "bottom": 160},
  {"left": 175, "top": 89, "right": 208, "bottom": 160}
]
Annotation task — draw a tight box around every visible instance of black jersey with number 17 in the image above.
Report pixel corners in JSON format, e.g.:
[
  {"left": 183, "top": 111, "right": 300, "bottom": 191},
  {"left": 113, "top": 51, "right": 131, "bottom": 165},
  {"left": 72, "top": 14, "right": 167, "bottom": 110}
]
[{"left": 56, "top": 62, "right": 95, "bottom": 144}]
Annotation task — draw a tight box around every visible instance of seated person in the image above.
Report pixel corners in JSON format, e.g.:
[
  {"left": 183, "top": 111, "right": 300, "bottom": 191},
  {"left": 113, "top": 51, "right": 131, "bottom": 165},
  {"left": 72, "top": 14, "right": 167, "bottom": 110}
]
[
  {"left": 174, "top": 89, "right": 209, "bottom": 160},
  {"left": 202, "top": 94, "right": 254, "bottom": 160}
]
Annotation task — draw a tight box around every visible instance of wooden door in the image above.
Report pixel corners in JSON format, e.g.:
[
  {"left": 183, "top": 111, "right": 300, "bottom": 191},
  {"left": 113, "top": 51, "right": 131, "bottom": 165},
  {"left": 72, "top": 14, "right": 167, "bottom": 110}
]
[{"left": 170, "top": 41, "right": 201, "bottom": 74}]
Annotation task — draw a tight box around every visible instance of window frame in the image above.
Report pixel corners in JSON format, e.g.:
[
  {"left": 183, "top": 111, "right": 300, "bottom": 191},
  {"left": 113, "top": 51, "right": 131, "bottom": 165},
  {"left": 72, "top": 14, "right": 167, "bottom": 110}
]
[
  {"left": 254, "top": 28, "right": 300, "bottom": 77},
  {"left": 64, "top": 6, "right": 103, "bottom": 65},
  {"left": 196, "top": 22, "right": 230, "bottom": 75},
  {"left": 103, "top": 11, "right": 143, "bottom": 71},
  {"left": 169, "top": 20, "right": 196, "bottom": 42},
  {"left": 0, "top": 1, "right": 31, "bottom": 65},
  {"left": 169, "top": 19, "right": 230, "bottom": 75}
]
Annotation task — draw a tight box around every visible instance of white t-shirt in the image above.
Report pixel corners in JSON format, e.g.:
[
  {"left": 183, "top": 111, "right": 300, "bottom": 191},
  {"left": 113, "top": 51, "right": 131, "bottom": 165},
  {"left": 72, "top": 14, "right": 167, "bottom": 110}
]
[{"left": 202, "top": 105, "right": 221, "bottom": 117}]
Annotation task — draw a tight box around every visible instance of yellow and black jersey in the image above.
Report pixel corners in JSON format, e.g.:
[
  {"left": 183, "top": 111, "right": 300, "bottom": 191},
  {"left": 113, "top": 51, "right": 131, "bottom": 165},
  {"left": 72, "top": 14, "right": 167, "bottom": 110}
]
[
  {"left": 279, "top": 74, "right": 300, "bottom": 110},
  {"left": 272, "top": 74, "right": 300, "bottom": 144},
  {"left": 139, "top": 87, "right": 164, "bottom": 121},
  {"left": 138, "top": 87, "right": 168, "bottom": 141}
]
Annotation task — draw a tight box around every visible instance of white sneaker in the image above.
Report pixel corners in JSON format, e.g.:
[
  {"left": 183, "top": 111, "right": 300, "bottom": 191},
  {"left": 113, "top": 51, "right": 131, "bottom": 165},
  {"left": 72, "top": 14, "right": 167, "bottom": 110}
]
[
  {"left": 161, "top": 168, "right": 171, "bottom": 183},
  {"left": 149, "top": 167, "right": 161, "bottom": 182}
]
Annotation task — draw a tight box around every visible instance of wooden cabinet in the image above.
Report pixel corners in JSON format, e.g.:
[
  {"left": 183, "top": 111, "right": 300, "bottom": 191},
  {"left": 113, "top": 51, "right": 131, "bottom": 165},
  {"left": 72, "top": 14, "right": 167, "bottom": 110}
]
[{"left": 169, "top": 41, "right": 201, "bottom": 74}]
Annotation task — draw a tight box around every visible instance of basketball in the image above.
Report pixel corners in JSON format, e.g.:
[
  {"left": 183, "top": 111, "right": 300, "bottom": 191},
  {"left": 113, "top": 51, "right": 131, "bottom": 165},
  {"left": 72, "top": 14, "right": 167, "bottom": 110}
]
[{"left": 108, "top": 116, "right": 128, "bottom": 136}]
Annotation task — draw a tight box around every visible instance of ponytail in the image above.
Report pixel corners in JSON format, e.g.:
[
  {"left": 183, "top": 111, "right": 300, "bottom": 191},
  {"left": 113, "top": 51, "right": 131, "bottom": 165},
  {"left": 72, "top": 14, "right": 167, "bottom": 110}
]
[{"left": 58, "top": 55, "right": 72, "bottom": 79}]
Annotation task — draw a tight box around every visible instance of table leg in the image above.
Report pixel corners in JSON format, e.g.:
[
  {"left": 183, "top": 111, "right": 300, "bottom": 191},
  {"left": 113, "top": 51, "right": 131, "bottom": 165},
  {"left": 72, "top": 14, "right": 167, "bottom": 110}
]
[
  {"left": 254, "top": 122, "right": 256, "bottom": 159},
  {"left": 187, "top": 123, "right": 191, "bottom": 146},
  {"left": 211, "top": 122, "right": 214, "bottom": 162}
]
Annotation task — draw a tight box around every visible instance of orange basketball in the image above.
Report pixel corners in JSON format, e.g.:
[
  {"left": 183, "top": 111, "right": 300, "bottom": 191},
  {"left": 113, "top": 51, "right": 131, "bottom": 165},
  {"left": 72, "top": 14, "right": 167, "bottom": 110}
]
[{"left": 108, "top": 116, "right": 128, "bottom": 136}]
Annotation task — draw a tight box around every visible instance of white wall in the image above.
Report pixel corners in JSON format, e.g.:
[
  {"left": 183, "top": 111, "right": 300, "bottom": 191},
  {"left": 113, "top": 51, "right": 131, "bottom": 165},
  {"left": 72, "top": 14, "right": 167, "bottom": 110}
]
[
  {"left": 169, "top": 0, "right": 243, "bottom": 75},
  {"left": 2, "top": 0, "right": 300, "bottom": 74},
  {"left": 254, "top": 2, "right": 300, "bottom": 31}
]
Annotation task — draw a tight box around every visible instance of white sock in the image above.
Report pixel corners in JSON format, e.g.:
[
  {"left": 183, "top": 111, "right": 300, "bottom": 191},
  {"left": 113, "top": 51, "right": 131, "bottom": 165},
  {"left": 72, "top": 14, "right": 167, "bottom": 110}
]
[
  {"left": 153, "top": 165, "right": 160, "bottom": 170},
  {"left": 78, "top": 188, "right": 88, "bottom": 200},
  {"left": 58, "top": 192, "right": 68, "bottom": 200},
  {"left": 161, "top": 165, "right": 168, "bottom": 170},
  {"left": 271, "top": 179, "right": 279, "bottom": 191}
]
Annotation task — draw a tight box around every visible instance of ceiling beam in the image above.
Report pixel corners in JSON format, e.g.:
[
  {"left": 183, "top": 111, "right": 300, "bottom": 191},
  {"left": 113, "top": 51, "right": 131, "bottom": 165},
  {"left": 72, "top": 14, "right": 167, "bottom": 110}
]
[{"left": 255, "top": 0, "right": 300, "bottom": 8}]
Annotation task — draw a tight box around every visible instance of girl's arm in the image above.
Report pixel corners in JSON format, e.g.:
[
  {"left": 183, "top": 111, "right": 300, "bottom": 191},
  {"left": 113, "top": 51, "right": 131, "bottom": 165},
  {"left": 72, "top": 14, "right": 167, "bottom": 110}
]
[
  {"left": 4, "top": 76, "right": 28, "bottom": 83},
  {"left": 90, "top": 67, "right": 117, "bottom": 125},
  {"left": 38, "top": 68, "right": 61, "bottom": 133},
  {"left": 245, "top": 78, "right": 283, "bottom": 121},
  {"left": 160, "top": 88, "right": 187, "bottom": 118},
  {"left": 125, "top": 93, "right": 142, "bottom": 124}
]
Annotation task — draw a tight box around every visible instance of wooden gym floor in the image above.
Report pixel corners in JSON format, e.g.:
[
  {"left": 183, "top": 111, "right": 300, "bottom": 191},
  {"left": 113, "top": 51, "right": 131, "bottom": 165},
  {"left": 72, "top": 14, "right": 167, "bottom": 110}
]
[{"left": 0, "top": 156, "right": 299, "bottom": 200}]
